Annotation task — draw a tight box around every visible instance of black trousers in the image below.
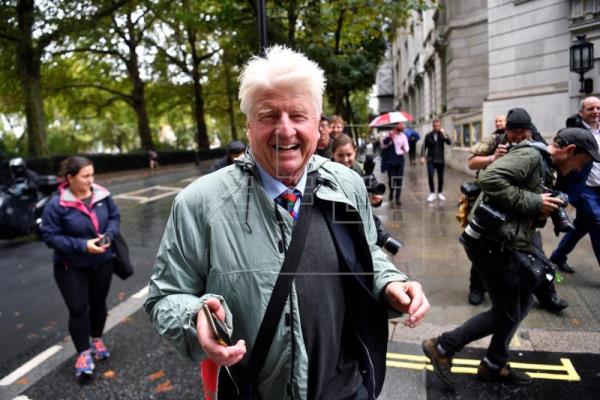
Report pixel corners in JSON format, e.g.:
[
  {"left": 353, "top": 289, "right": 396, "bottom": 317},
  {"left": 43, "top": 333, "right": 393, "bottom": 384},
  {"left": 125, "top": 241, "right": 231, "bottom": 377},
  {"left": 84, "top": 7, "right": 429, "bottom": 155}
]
[
  {"left": 54, "top": 260, "right": 114, "bottom": 353},
  {"left": 440, "top": 243, "right": 533, "bottom": 367},
  {"left": 387, "top": 156, "right": 405, "bottom": 202},
  {"left": 426, "top": 161, "right": 445, "bottom": 193}
]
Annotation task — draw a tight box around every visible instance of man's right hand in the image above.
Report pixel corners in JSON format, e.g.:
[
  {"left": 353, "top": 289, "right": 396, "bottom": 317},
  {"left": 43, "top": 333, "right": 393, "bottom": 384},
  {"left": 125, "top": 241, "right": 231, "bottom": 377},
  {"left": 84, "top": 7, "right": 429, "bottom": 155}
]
[
  {"left": 197, "top": 298, "right": 246, "bottom": 367},
  {"left": 493, "top": 144, "right": 509, "bottom": 159},
  {"left": 539, "top": 193, "right": 564, "bottom": 218}
]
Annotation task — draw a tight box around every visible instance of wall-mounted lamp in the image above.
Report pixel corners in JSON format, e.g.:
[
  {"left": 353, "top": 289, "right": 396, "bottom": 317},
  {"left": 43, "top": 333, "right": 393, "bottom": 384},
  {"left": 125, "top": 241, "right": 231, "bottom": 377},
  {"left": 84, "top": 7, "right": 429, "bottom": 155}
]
[{"left": 569, "top": 34, "right": 594, "bottom": 94}]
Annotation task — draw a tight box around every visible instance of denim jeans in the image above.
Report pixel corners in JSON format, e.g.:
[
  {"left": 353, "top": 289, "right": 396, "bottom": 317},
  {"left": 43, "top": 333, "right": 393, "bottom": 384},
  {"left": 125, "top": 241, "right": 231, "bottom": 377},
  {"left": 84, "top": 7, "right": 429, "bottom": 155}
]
[
  {"left": 440, "top": 243, "right": 533, "bottom": 366},
  {"left": 551, "top": 186, "right": 600, "bottom": 267}
]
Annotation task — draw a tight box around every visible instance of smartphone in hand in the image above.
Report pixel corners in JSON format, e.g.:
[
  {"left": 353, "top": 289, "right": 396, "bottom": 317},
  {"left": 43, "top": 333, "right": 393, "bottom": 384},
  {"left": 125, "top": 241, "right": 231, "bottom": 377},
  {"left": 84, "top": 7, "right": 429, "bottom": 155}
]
[
  {"left": 201, "top": 304, "right": 232, "bottom": 347},
  {"left": 95, "top": 235, "right": 111, "bottom": 246}
]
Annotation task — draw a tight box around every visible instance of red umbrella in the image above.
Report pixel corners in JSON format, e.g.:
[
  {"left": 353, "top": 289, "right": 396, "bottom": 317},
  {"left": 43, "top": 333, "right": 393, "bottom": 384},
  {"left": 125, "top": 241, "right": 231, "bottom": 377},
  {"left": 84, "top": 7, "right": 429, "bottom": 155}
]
[{"left": 369, "top": 111, "right": 414, "bottom": 127}]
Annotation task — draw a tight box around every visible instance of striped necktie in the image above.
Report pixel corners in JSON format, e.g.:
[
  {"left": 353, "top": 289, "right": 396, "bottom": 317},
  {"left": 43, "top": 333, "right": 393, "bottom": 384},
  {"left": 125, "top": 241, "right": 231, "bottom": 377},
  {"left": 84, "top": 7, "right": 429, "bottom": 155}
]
[{"left": 276, "top": 189, "right": 301, "bottom": 220}]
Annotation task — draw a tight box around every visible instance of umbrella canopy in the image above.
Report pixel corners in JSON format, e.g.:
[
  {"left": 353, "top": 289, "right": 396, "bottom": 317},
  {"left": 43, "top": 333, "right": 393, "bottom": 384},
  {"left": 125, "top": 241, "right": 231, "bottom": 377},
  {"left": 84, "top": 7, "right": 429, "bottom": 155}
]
[{"left": 369, "top": 111, "right": 414, "bottom": 127}]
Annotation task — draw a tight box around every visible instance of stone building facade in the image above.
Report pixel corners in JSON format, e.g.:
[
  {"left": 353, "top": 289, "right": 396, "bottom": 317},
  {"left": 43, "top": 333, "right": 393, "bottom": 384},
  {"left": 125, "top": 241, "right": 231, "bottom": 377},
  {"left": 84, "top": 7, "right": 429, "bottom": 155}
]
[{"left": 390, "top": 0, "right": 600, "bottom": 174}]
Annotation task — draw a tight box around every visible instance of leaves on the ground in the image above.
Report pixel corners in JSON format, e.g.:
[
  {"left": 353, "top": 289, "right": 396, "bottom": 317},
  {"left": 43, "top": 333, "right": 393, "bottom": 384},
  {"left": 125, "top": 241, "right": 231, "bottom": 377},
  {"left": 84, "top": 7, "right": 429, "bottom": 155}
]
[
  {"left": 103, "top": 370, "right": 117, "bottom": 379},
  {"left": 148, "top": 370, "right": 166, "bottom": 381},
  {"left": 154, "top": 379, "right": 173, "bottom": 393},
  {"left": 17, "top": 377, "right": 28, "bottom": 385}
]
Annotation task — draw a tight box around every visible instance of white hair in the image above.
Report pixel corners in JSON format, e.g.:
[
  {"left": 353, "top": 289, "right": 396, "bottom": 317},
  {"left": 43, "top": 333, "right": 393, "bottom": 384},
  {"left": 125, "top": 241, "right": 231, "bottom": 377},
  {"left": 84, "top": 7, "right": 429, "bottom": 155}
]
[{"left": 238, "top": 45, "right": 325, "bottom": 117}]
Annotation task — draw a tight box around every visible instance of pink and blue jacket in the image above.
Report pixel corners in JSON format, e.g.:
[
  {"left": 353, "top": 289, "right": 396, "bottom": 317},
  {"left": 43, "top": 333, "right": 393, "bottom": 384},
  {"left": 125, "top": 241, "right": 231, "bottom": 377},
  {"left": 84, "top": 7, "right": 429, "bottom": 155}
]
[{"left": 42, "top": 183, "right": 120, "bottom": 268}]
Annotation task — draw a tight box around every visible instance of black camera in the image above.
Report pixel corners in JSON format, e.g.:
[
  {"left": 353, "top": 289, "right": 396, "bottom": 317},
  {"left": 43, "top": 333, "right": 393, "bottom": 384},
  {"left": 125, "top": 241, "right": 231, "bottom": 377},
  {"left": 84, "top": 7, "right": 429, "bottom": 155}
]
[
  {"left": 377, "top": 232, "right": 403, "bottom": 255},
  {"left": 364, "top": 175, "right": 386, "bottom": 196},
  {"left": 543, "top": 188, "right": 574, "bottom": 236},
  {"left": 460, "top": 181, "right": 481, "bottom": 202},
  {"left": 459, "top": 201, "right": 507, "bottom": 246}
]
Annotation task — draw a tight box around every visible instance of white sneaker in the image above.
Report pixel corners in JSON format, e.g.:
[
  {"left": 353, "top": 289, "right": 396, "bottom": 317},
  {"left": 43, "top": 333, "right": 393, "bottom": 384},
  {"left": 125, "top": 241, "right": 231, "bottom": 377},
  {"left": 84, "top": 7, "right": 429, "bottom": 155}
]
[
  {"left": 426, "top": 193, "right": 437, "bottom": 202},
  {"left": 437, "top": 193, "right": 447, "bottom": 201}
]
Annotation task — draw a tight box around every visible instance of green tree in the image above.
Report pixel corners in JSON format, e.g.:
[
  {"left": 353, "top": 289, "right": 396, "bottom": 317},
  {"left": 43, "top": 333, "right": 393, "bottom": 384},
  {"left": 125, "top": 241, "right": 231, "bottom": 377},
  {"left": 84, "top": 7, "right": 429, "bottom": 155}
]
[{"left": 0, "top": 0, "right": 128, "bottom": 156}]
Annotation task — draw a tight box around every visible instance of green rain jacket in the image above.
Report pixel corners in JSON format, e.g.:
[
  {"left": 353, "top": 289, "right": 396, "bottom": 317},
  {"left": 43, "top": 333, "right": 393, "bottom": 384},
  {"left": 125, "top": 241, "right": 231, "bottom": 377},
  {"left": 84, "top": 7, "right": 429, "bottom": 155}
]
[
  {"left": 469, "top": 141, "right": 556, "bottom": 250},
  {"left": 144, "top": 152, "right": 408, "bottom": 399}
]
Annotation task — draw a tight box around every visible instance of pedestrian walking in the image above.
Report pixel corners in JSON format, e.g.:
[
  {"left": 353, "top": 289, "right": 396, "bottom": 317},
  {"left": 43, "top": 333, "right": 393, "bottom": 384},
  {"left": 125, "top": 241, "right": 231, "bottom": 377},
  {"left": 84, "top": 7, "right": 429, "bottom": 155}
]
[
  {"left": 421, "top": 119, "right": 451, "bottom": 202},
  {"left": 148, "top": 149, "right": 159, "bottom": 171},
  {"left": 405, "top": 126, "right": 421, "bottom": 165},
  {"left": 381, "top": 122, "right": 410, "bottom": 205},
  {"left": 550, "top": 96, "right": 600, "bottom": 273},
  {"left": 41, "top": 156, "right": 120, "bottom": 378},
  {"left": 423, "top": 127, "right": 599, "bottom": 388},
  {"left": 145, "top": 45, "right": 429, "bottom": 400}
]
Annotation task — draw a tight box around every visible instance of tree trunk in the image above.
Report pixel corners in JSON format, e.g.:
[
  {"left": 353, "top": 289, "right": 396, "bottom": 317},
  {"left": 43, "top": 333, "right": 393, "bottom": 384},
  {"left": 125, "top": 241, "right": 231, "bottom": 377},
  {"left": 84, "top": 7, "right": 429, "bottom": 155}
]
[
  {"left": 287, "top": 0, "right": 297, "bottom": 48},
  {"left": 224, "top": 62, "right": 238, "bottom": 141},
  {"left": 125, "top": 33, "right": 153, "bottom": 151},
  {"left": 16, "top": 0, "right": 47, "bottom": 156},
  {"left": 131, "top": 78, "right": 153, "bottom": 151},
  {"left": 192, "top": 73, "right": 210, "bottom": 150}
]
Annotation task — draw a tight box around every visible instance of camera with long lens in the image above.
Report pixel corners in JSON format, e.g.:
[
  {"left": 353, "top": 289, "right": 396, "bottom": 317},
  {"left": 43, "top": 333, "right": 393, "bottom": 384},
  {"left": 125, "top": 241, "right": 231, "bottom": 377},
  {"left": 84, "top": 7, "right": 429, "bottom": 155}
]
[
  {"left": 542, "top": 187, "right": 574, "bottom": 236},
  {"left": 459, "top": 202, "right": 507, "bottom": 246}
]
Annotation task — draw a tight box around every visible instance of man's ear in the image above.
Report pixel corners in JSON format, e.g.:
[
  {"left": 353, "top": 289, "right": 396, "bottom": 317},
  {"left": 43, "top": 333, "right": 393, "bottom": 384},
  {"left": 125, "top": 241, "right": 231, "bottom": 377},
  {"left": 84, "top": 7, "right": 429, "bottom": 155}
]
[{"left": 565, "top": 143, "right": 577, "bottom": 155}]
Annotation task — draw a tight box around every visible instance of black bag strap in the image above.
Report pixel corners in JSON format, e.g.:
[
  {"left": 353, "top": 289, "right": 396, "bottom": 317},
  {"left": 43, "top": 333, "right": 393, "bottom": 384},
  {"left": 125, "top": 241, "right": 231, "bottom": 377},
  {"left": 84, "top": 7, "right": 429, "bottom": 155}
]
[{"left": 242, "top": 171, "right": 318, "bottom": 385}]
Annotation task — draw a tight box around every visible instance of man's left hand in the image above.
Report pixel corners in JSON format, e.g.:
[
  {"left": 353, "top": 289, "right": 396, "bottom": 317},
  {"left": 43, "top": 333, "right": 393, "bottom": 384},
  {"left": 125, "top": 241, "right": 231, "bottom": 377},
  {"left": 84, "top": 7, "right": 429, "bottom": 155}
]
[{"left": 385, "top": 281, "right": 429, "bottom": 328}]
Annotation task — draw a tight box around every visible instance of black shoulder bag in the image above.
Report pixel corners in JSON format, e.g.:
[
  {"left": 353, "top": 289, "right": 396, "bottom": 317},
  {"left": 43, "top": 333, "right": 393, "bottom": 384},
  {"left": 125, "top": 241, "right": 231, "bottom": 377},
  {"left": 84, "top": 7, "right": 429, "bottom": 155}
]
[
  {"left": 112, "top": 232, "right": 134, "bottom": 280},
  {"left": 217, "top": 172, "right": 318, "bottom": 400}
]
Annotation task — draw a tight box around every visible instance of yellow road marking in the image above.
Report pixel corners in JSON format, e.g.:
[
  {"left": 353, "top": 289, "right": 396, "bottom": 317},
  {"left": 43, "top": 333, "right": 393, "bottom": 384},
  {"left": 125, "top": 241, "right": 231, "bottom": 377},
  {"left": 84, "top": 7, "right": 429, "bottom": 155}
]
[{"left": 386, "top": 353, "right": 580, "bottom": 381}]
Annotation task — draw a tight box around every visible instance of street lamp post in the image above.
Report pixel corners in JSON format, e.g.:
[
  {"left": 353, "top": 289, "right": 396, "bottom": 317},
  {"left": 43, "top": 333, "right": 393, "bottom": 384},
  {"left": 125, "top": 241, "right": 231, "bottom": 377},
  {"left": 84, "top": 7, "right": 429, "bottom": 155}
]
[
  {"left": 569, "top": 34, "right": 595, "bottom": 94},
  {"left": 257, "top": 0, "right": 268, "bottom": 55}
]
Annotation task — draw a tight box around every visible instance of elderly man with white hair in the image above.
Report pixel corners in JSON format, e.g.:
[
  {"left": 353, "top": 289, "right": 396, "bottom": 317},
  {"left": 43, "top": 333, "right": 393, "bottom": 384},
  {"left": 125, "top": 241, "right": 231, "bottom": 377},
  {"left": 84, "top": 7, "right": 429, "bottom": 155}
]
[{"left": 145, "top": 46, "right": 429, "bottom": 400}]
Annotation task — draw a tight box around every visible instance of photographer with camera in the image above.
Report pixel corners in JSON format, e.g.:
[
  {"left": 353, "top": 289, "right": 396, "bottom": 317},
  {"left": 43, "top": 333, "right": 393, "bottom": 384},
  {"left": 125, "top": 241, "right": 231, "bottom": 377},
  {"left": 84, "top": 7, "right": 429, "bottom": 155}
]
[
  {"left": 332, "top": 134, "right": 403, "bottom": 255},
  {"left": 423, "top": 127, "right": 599, "bottom": 388},
  {"left": 463, "top": 109, "right": 568, "bottom": 312}
]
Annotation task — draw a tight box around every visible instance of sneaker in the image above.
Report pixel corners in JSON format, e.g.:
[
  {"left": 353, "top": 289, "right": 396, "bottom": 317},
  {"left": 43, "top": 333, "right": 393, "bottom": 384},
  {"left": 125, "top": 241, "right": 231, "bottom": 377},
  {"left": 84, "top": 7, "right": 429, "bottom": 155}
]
[
  {"left": 437, "top": 193, "right": 447, "bottom": 201},
  {"left": 75, "top": 350, "right": 95, "bottom": 377},
  {"left": 477, "top": 361, "right": 532, "bottom": 385},
  {"left": 91, "top": 338, "right": 110, "bottom": 360},
  {"left": 468, "top": 289, "right": 485, "bottom": 306},
  {"left": 426, "top": 193, "right": 437, "bottom": 202},
  {"left": 422, "top": 338, "right": 455, "bottom": 388}
]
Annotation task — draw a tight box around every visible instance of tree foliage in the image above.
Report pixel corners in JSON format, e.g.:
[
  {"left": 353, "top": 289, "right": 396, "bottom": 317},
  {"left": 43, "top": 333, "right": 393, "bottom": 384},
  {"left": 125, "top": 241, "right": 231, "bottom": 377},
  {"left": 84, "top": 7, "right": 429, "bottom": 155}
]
[{"left": 0, "top": 0, "right": 426, "bottom": 156}]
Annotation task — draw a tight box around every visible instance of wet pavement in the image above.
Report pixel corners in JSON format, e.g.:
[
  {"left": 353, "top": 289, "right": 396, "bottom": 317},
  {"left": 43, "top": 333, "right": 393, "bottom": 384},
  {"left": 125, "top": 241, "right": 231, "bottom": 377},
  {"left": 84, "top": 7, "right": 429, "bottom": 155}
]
[{"left": 1, "top": 159, "right": 599, "bottom": 400}]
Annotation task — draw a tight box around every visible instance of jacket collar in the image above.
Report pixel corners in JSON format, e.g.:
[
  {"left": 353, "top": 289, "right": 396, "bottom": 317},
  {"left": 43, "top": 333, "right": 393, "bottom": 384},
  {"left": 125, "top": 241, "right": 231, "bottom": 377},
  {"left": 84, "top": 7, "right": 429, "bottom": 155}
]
[{"left": 234, "top": 149, "right": 354, "bottom": 207}]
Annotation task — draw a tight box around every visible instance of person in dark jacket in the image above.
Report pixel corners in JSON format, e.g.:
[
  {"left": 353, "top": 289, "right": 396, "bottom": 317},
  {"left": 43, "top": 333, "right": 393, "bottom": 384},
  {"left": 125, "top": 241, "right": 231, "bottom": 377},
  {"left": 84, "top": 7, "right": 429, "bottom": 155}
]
[
  {"left": 423, "top": 127, "right": 599, "bottom": 389},
  {"left": 421, "top": 119, "right": 452, "bottom": 202},
  {"left": 405, "top": 126, "right": 421, "bottom": 165},
  {"left": 210, "top": 140, "right": 246, "bottom": 172},
  {"left": 381, "top": 122, "right": 410, "bottom": 205},
  {"left": 42, "top": 156, "right": 120, "bottom": 379},
  {"left": 550, "top": 96, "right": 600, "bottom": 273},
  {"left": 466, "top": 109, "right": 568, "bottom": 312}
]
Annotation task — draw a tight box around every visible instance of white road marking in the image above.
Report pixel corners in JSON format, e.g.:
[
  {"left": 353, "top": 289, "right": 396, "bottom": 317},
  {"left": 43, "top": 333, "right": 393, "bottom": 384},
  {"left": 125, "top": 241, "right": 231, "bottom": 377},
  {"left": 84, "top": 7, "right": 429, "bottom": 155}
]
[
  {"left": 114, "top": 185, "right": 181, "bottom": 204},
  {"left": 132, "top": 286, "right": 149, "bottom": 299},
  {"left": 0, "top": 346, "right": 62, "bottom": 386}
]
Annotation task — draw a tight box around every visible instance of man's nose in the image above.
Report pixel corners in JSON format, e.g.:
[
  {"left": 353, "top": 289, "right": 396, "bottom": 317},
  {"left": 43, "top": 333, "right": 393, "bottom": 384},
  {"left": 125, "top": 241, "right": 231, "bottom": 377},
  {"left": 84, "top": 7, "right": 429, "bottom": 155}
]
[{"left": 275, "top": 113, "right": 294, "bottom": 135}]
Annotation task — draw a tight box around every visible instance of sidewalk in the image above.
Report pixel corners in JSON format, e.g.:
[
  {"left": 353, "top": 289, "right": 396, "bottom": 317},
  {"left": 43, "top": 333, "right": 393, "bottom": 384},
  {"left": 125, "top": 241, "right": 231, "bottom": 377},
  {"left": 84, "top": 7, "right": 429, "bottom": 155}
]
[{"left": 5, "top": 160, "right": 600, "bottom": 400}]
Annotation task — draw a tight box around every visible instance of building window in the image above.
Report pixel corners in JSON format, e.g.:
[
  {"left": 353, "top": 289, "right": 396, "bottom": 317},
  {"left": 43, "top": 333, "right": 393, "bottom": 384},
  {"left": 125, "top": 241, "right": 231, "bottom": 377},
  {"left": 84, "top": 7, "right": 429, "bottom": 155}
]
[
  {"left": 453, "top": 121, "right": 482, "bottom": 148},
  {"left": 571, "top": 0, "right": 600, "bottom": 17}
]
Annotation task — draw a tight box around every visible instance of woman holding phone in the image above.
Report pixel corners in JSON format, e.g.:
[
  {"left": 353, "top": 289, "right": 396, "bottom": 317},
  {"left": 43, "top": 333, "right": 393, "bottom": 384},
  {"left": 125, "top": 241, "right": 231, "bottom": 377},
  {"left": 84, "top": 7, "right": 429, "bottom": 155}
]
[{"left": 42, "top": 156, "right": 120, "bottom": 378}]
